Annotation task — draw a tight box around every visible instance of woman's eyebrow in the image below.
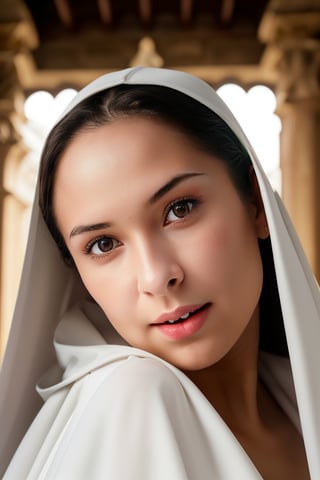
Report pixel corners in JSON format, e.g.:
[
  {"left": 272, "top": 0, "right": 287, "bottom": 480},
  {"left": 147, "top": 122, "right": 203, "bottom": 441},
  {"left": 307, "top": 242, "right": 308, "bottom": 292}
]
[
  {"left": 149, "top": 172, "right": 204, "bottom": 205},
  {"left": 70, "top": 222, "right": 111, "bottom": 239}
]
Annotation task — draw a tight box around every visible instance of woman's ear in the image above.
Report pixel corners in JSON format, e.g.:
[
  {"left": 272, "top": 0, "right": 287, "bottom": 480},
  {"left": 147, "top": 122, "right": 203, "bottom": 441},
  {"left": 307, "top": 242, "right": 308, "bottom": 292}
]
[{"left": 249, "top": 166, "right": 269, "bottom": 240}]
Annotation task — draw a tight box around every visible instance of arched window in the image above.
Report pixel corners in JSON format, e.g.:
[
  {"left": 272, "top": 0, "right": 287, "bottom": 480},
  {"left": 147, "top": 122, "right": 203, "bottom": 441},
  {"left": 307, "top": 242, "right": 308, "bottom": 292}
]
[{"left": 217, "top": 83, "right": 281, "bottom": 192}]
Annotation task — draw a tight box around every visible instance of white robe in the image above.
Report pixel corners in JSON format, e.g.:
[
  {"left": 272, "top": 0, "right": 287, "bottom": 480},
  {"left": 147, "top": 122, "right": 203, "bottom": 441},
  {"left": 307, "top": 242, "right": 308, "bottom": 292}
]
[{"left": 0, "top": 67, "right": 319, "bottom": 479}]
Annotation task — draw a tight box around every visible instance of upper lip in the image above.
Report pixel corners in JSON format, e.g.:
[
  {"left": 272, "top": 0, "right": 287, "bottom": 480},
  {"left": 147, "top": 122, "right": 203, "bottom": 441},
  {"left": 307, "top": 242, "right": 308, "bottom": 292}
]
[{"left": 152, "top": 304, "right": 206, "bottom": 325}]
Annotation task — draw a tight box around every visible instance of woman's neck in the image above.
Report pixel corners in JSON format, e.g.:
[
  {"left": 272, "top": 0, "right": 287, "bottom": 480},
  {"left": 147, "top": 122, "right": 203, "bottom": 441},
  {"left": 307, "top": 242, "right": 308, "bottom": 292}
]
[{"left": 184, "top": 309, "right": 263, "bottom": 432}]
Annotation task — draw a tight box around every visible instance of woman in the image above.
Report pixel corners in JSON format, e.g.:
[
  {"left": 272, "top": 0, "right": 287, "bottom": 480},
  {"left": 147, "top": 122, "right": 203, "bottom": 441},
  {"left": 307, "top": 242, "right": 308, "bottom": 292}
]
[{"left": 1, "top": 67, "right": 319, "bottom": 479}]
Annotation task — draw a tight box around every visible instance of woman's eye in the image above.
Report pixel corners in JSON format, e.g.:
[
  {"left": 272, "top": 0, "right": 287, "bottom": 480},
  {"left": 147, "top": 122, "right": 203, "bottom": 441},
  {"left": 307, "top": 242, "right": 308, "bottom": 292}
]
[
  {"left": 85, "top": 236, "right": 120, "bottom": 256},
  {"left": 165, "top": 198, "right": 198, "bottom": 224}
]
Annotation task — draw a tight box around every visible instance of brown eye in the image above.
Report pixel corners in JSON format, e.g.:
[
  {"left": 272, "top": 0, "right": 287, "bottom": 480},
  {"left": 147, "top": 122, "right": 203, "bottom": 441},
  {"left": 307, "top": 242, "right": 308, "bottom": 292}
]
[
  {"left": 86, "top": 236, "right": 121, "bottom": 255},
  {"left": 165, "top": 198, "right": 198, "bottom": 224},
  {"left": 96, "top": 238, "right": 114, "bottom": 252},
  {"left": 172, "top": 201, "right": 192, "bottom": 218}
]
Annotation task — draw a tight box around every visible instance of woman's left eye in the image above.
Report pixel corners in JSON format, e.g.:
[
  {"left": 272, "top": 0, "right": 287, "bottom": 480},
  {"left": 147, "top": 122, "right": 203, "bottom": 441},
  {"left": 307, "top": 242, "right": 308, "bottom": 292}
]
[{"left": 165, "top": 198, "right": 198, "bottom": 224}]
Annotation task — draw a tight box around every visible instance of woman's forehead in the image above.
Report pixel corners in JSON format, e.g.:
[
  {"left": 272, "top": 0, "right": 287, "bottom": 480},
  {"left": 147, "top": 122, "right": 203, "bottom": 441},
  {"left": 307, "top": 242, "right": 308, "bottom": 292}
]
[
  {"left": 56, "top": 118, "right": 217, "bottom": 186},
  {"left": 52, "top": 118, "right": 232, "bottom": 227}
]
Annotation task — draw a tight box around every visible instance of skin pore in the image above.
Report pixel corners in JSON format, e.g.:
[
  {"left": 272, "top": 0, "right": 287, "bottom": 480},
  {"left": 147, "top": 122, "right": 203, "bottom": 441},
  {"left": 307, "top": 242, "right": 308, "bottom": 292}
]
[{"left": 52, "top": 116, "right": 309, "bottom": 479}]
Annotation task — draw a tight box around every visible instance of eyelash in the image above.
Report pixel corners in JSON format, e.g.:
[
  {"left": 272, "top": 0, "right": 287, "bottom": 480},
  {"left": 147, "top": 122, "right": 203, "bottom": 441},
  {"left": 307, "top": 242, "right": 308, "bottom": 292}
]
[{"left": 83, "top": 196, "right": 200, "bottom": 257}]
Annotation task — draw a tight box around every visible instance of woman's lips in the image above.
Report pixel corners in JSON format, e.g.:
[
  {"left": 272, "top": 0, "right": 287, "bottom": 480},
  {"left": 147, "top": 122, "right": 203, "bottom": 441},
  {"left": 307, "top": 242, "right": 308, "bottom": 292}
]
[
  {"left": 153, "top": 303, "right": 207, "bottom": 325},
  {"left": 152, "top": 303, "right": 211, "bottom": 340}
]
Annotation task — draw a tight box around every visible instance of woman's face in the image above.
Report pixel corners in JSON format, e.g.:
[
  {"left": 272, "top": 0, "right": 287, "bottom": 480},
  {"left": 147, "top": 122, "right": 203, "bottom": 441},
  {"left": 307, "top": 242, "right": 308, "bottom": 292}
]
[{"left": 53, "top": 116, "right": 266, "bottom": 370}]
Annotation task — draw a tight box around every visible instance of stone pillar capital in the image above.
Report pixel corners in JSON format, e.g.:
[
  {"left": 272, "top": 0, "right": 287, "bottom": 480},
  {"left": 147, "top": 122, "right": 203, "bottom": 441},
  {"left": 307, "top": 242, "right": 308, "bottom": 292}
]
[
  {"left": 276, "top": 40, "right": 320, "bottom": 103},
  {"left": 259, "top": 0, "right": 320, "bottom": 44},
  {"left": 259, "top": 0, "right": 320, "bottom": 102}
]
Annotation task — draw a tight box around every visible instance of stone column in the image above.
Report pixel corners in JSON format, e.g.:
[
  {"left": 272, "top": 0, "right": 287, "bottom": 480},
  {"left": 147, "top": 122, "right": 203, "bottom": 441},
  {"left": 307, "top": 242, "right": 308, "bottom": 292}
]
[
  {"left": 259, "top": 1, "right": 320, "bottom": 281},
  {"left": 0, "top": 0, "right": 38, "bottom": 357},
  {"left": 277, "top": 43, "right": 320, "bottom": 280}
]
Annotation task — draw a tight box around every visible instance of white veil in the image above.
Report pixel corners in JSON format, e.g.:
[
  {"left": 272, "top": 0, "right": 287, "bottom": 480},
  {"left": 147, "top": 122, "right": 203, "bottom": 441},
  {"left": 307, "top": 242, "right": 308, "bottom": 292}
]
[{"left": 1, "top": 67, "right": 319, "bottom": 477}]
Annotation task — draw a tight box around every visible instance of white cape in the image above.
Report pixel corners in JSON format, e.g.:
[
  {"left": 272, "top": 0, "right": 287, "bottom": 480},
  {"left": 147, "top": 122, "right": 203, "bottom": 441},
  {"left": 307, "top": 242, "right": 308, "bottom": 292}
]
[{"left": 0, "top": 67, "right": 319, "bottom": 479}]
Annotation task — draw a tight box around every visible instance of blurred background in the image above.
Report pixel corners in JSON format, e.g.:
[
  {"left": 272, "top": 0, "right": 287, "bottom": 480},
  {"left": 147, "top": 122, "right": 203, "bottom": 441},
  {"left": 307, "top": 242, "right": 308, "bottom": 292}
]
[{"left": 0, "top": 0, "right": 319, "bottom": 357}]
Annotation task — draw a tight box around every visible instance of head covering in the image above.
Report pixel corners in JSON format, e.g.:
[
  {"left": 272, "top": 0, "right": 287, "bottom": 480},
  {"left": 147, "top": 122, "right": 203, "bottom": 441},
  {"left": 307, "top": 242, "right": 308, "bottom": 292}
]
[{"left": 1, "top": 67, "right": 319, "bottom": 478}]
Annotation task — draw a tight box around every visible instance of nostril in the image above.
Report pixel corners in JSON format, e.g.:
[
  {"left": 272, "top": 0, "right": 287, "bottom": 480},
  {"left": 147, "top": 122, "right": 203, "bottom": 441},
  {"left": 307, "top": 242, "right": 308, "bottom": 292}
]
[{"left": 168, "top": 278, "right": 177, "bottom": 287}]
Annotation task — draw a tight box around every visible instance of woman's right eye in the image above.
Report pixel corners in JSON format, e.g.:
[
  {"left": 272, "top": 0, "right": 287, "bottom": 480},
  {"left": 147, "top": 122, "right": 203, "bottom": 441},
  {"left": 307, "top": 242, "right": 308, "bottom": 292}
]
[{"left": 85, "top": 236, "right": 121, "bottom": 256}]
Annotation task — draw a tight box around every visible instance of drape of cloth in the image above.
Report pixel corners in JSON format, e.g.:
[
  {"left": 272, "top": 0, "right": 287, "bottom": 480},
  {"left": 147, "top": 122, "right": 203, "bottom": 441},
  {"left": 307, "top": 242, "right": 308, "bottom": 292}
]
[
  {"left": 3, "top": 303, "right": 299, "bottom": 480},
  {"left": 0, "top": 67, "right": 319, "bottom": 479}
]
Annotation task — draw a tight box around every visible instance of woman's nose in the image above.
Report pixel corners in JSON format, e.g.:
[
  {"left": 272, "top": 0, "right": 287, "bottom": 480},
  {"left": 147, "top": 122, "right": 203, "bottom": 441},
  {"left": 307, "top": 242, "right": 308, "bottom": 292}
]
[{"left": 135, "top": 240, "right": 184, "bottom": 296}]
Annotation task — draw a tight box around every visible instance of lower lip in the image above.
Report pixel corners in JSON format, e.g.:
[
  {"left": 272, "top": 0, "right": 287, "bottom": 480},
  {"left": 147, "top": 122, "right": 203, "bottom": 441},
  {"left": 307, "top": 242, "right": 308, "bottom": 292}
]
[{"left": 154, "top": 304, "right": 211, "bottom": 340}]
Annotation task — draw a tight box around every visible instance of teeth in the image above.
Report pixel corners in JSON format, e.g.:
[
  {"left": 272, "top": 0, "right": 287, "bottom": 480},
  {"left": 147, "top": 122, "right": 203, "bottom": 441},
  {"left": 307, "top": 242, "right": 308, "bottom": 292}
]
[{"left": 167, "top": 312, "right": 190, "bottom": 324}]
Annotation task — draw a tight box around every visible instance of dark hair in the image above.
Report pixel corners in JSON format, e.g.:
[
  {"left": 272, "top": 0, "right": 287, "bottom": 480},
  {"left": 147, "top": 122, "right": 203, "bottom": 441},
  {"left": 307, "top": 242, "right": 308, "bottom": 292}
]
[
  {"left": 39, "top": 84, "right": 252, "bottom": 264},
  {"left": 39, "top": 83, "right": 287, "bottom": 357}
]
